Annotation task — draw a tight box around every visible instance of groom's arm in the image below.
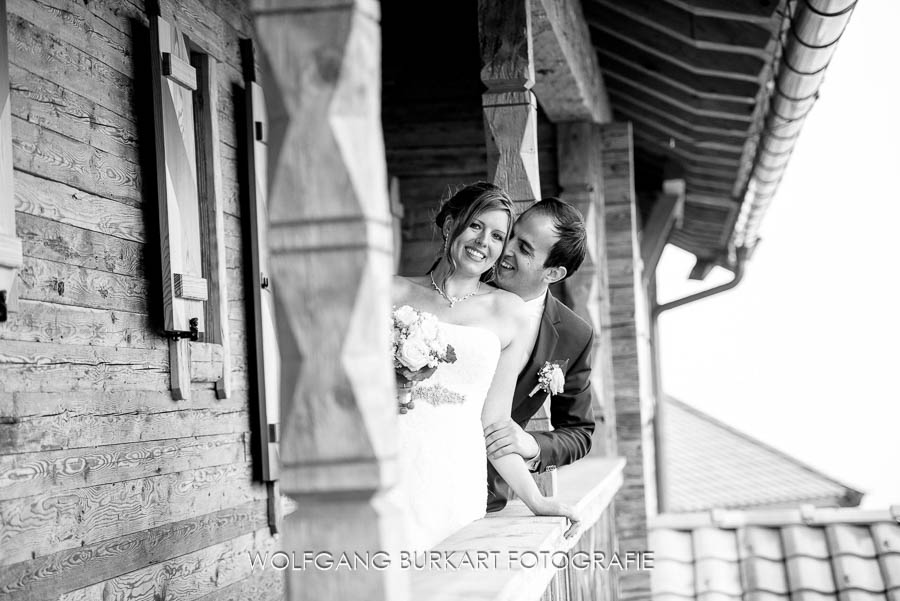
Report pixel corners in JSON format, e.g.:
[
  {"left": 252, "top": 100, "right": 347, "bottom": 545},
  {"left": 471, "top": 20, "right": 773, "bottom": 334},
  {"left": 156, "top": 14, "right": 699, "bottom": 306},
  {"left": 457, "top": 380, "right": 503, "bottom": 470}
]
[{"left": 530, "top": 329, "right": 595, "bottom": 471}]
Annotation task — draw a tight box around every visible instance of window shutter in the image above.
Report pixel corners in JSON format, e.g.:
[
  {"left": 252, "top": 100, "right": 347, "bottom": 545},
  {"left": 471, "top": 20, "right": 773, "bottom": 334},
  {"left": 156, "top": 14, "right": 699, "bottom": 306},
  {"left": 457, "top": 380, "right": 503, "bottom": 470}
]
[
  {"left": 241, "top": 40, "right": 281, "bottom": 524},
  {"left": 0, "top": 1, "right": 22, "bottom": 323}
]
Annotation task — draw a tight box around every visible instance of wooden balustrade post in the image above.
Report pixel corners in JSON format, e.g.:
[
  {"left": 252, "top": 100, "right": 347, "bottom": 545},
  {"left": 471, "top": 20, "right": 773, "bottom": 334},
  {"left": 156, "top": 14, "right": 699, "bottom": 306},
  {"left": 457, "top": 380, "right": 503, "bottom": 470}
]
[
  {"left": 479, "top": 0, "right": 541, "bottom": 209},
  {"left": 249, "top": 1, "right": 406, "bottom": 599},
  {"left": 556, "top": 122, "right": 617, "bottom": 457}
]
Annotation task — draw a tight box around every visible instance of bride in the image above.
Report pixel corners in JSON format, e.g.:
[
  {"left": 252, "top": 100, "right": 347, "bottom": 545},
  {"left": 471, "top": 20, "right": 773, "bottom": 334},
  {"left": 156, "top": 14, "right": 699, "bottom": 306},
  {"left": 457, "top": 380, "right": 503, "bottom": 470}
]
[{"left": 392, "top": 182, "right": 580, "bottom": 549}]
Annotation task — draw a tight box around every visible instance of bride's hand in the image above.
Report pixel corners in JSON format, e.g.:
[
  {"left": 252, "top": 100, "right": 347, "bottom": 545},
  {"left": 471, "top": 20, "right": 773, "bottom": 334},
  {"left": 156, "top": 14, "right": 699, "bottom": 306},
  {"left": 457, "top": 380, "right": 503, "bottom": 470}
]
[{"left": 529, "top": 497, "right": 582, "bottom": 539}]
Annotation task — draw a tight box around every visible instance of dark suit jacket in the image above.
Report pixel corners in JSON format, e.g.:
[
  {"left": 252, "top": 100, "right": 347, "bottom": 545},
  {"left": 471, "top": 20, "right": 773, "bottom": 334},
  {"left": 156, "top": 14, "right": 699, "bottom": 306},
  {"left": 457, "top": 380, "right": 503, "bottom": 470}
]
[{"left": 486, "top": 290, "right": 595, "bottom": 512}]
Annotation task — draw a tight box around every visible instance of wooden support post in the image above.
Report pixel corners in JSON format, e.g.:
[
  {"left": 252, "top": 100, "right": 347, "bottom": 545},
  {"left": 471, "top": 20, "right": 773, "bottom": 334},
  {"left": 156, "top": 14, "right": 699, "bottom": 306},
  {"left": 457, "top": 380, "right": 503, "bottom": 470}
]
[
  {"left": 556, "top": 122, "right": 617, "bottom": 457},
  {"left": 641, "top": 179, "right": 686, "bottom": 287},
  {"left": 479, "top": 0, "right": 541, "bottom": 208},
  {"left": 601, "top": 122, "right": 654, "bottom": 601},
  {"left": 250, "top": 1, "right": 404, "bottom": 599}
]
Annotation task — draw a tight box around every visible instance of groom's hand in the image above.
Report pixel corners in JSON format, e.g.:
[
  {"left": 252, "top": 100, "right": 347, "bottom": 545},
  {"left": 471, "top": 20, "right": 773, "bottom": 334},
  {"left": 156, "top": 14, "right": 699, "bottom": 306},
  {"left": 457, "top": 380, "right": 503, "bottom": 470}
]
[{"left": 484, "top": 419, "right": 541, "bottom": 464}]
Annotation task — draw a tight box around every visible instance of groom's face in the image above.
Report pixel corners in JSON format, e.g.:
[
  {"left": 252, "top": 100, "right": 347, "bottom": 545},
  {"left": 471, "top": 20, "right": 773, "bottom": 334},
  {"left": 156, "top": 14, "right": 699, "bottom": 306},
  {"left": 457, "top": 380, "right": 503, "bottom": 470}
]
[{"left": 495, "top": 211, "right": 559, "bottom": 302}]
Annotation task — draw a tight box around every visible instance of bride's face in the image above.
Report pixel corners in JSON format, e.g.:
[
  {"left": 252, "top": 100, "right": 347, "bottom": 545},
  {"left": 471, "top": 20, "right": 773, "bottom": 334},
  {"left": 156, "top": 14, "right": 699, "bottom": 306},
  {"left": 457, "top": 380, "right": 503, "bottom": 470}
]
[{"left": 447, "top": 209, "right": 510, "bottom": 277}]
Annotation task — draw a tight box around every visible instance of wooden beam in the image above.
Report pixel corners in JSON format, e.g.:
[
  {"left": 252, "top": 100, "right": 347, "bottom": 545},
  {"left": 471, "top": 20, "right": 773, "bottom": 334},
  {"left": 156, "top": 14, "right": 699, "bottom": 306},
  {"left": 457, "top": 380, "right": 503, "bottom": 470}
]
[
  {"left": 530, "top": 0, "right": 611, "bottom": 123},
  {"left": 661, "top": 0, "right": 783, "bottom": 26},
  {"left": 480, "top": 0, "right": 541, "bottom": 204},
  {"left": 597, "top": 54, "right": 756, "bottom": 109},
  {"left": 689, "top": 257, "right": 716, "bottom": 280},
  {"left": 616, "top": 106, "right": 746, "bottom": 154},
  {"left": 608, "top": 88, "right": 752, "bottom": 135},
  {"left": 589, "top": 0, "right": 775, "bottom": 58},
  {"left": 610, "top": 93, "right": 749, "bottom": 142},
  {"left": 641, "top": 179, "right": 685, "bottom": 285},
  {"left": 588, "top": 15, "right": 768, "bottom": 82},
  {"left": 631, "top": 128, "right": 741, "bottom": 169},
  {"left": 594, "top": 37, "right": 762, "bottom": 100},
  {"left": 250, "top": 0, "right": 401, "bottom": 598}
]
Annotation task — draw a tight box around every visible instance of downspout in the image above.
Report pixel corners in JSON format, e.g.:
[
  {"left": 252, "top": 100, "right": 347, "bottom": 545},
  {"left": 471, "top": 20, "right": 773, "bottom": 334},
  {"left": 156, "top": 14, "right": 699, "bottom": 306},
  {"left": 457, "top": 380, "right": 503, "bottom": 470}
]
[{"left": 652, "top": 247, "right": 748, "bottom": 514}]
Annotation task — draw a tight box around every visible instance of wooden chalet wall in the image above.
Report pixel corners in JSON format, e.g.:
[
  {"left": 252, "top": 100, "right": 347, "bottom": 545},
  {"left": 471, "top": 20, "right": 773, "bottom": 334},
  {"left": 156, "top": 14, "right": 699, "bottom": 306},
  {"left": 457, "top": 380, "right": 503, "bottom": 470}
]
[{"left": 0, "top": 1, "right": 281, "bottom": 599}]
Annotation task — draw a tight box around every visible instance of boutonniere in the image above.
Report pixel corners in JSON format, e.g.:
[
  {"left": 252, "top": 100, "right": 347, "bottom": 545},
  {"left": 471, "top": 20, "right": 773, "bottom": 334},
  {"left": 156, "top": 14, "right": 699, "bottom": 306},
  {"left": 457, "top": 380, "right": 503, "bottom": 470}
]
[{"left": 529, "top": 359, "right": 568, "bottom": 399}]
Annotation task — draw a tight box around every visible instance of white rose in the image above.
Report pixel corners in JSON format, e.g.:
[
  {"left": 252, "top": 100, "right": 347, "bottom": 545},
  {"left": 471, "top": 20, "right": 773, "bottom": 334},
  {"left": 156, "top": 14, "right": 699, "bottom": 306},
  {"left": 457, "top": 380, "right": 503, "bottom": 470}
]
[
  {"left": 399, "top": 338, "right": 431, "bottom": 372},
  {"left": 417, "top": 312, "right": 439, "bottom": 340},
  {"left": 549, "top": 367, "right": 566, "bottom": 395},
  {"left": 393, "top": 305, "right": 419, "bottom": 329}
]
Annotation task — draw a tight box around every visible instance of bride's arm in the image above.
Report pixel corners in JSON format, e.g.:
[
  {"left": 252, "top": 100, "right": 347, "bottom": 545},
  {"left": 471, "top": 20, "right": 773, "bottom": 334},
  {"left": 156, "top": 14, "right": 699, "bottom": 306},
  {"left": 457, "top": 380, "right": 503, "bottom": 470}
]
[{"left": 481, "top": 298, "right": 580, "bottom": 536}]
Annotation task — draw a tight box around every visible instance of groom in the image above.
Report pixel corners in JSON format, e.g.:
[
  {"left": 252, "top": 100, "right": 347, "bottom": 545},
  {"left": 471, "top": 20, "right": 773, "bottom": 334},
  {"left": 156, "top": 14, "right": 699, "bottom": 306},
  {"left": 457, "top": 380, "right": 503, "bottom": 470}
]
[{"left": 485, "top": 197, "right": 595, "bottom": 512}]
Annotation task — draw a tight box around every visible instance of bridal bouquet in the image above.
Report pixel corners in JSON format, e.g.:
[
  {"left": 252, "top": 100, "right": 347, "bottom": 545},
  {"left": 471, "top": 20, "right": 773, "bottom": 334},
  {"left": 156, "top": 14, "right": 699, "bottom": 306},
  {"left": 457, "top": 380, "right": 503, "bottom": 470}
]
[{"left": 392, "top": 305, "right": 457, "bottom": 413}]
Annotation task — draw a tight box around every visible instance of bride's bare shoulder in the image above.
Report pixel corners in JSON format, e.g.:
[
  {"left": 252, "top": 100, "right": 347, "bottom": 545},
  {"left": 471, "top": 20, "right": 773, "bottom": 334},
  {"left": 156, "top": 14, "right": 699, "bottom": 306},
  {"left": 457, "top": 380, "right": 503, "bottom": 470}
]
[
  {"left": 393, "top": 274, "right": 429, "bottom": 301},
  {"left": 485, "top": 285, "right": 526, "bottom": 317}
]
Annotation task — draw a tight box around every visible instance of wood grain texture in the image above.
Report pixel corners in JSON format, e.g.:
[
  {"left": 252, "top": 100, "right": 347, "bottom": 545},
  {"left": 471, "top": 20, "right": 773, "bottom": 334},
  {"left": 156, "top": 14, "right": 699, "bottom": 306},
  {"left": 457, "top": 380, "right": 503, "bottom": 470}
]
[
  {"left": 530, "top": 0, "right": 611, "bottom": 123},
  {"left": 194, "top": 53, "right": 231, "bottom": 398},
  {"left": 57, "top": 527, "right": 275, "bottom": 601},
  {"left": 8, "top": 64, "right": 139, "bottom": 161},
  {"left": 16, "top": 213, "right": 144, "bottom": 277},
  {"left": 0, "top": 433, "right": 245, "bottom": 501},
  {"left": 479, "top": 0, "right": 541, "bottom": 203},
  {"left": 0, "top": 463, "right": 263, "bottom": 566},
  {"left": 600, "top": 121, "right": 653, "bottom": 601},
  {"left": 14, "top": 171, "right": 144, "bottom": 242},
  {"left": 192, "top": 564, "right": 284, "bottom": 601},
  {"left": 0, "top": 500, "right": 268, "bottom": 601},
  {"left": 479, "top": 0, "right": 534, "bottom": 89},
  {"left": 0, "top": 299, "right": 158, "bottom": 348},
  {"left": 7, "top": 12, "right": 135, "bottom": 122},
  {"left": 17, "top": 255, "right": 149, "bottom": 314},
  {"left": 0, "top": 401, "right": 247, "bottom": 453},
  {"left": 252, "top": 2, "right": 401, "bottom": 597},
  {"left": 11, "top": 116, "right": 142, "bottom": 207}
]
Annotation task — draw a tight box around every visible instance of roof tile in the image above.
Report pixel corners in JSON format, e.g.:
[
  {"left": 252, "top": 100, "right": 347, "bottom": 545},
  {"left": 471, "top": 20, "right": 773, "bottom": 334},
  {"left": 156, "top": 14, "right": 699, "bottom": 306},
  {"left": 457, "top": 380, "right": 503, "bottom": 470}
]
[
  {"left": 740, "top": 527, "right": 785, "bottom": 561},
  {"left": 650, "top": 528, "right": 694, "bottom": 562},
  {"left": 829, "top": 525, "right": 879, "bottom": 558},
  {"left": 696, "top": 593, "right": 742, "bottom": 601},
  {"left": 877, "top": 554, "right": 900, "bottom": 589},
  {"left": 662, "top": 398, "right": 861, "bottom": 513},
  {"left": 838, "top": 592, "right": 890, "bottom": 601},
  {"left": 743, "top": 557, "right": 790, "bottom": 594},
  {"left": 744, "top": 592, "right": 791, "bottom": 601},
  {"left": 791, "top": 591, "right": 837, "bottom": 601},
  {"left": 871, "top": 523, "right": 900, "bottom": 554},
  {"left": 694, "top": 527, "right": 739, "bottom": 561},
  {"left": 792, "top": 592, "right": 840, "bottom": 601},
  {"left": 652, "top": 559, "right": 695, "bottom": 596},
  {"left": 832, "top": 556, "right": 886, "bottom": 593},
  {"left": 695, "top": 558, "right": 742, "bottom": 595},
  {"left": 784, "top": 525, "right": 831, "bottom": 559},
  {"left": 786, "top": 556, "right": 838, "bottom": 593}
]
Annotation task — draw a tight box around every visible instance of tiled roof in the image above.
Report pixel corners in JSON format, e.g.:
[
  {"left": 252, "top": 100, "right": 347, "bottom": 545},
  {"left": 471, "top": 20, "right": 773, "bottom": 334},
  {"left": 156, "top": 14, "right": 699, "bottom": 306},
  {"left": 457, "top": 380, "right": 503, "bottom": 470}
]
[
  {"left": 663, "top": 397, "right": 864, "bottom": 512},
  {"left": 650, "top": 506, "right": 900, "bottom": 601}
]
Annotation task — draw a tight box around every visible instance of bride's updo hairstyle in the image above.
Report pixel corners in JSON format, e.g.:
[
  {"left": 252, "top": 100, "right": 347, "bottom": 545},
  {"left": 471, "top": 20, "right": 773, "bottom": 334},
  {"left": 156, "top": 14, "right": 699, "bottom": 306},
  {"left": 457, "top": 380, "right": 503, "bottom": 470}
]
[{"left": 430, "top": 182, "right": 515, "bottom": 280}]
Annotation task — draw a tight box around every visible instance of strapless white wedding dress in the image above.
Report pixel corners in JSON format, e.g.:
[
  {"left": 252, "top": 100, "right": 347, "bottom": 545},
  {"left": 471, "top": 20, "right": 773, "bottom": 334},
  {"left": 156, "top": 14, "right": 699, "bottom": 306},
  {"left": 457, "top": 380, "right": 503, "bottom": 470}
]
[{"left": 394, "top": 321, "right": 501, "bottom": 549}]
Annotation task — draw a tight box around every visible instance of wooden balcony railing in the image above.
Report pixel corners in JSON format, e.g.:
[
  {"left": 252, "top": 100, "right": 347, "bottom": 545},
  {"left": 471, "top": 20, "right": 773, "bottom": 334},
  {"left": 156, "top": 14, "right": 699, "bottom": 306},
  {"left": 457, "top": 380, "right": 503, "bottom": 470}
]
[{"left": 410, "top": 457, "right": 625, "bottom": 601}]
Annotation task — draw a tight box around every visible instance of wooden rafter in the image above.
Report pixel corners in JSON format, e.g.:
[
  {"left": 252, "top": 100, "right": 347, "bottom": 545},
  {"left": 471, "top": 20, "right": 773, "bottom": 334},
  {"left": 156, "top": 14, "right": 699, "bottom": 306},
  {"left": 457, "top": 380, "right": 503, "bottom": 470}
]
[
  {"left": 594, "top": 37, "right": 762, "bottom": 100},
  {"left": 609, "top": 91, "right": 750, "bottom": 140},
  {"left": 530, "top": 0, "right": 611, "bottom": 123},
  {"left": 661, "top": 0, "right": 784, "bottom": 26},
  {"left": 588, "top": 0, "right": 774, "bottom": 59},
  {"left": 588, "top": 16, "right": 767, "bottom": 82}
]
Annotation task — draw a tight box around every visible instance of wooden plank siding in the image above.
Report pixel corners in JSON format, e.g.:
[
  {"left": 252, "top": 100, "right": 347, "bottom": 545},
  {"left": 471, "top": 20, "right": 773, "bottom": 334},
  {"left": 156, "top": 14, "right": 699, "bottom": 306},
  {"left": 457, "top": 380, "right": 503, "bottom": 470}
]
[{"left": 0, "top": 0, "right": 276, "bottom": 598}]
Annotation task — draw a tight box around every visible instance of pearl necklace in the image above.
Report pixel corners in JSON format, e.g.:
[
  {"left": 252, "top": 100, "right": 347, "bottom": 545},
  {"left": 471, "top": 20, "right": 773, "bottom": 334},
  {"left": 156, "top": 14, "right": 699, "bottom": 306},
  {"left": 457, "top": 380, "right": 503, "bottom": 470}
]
[{"left": 430, "top": 272, "right": 480, "bottom": 308}]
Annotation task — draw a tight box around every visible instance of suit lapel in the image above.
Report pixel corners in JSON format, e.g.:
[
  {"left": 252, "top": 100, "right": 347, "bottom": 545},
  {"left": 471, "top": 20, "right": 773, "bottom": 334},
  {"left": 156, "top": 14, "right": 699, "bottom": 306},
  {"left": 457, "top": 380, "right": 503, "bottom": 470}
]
[{"left": 513, "top": 293, "right": 561, "bottom": 417}]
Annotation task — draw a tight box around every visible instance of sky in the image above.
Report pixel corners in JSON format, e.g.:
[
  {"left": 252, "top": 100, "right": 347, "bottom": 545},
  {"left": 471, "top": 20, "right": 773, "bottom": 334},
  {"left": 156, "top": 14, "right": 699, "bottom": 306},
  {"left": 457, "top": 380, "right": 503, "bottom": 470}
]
[{"left": 655, "top": 1, "right": 900, "bottom": 509}]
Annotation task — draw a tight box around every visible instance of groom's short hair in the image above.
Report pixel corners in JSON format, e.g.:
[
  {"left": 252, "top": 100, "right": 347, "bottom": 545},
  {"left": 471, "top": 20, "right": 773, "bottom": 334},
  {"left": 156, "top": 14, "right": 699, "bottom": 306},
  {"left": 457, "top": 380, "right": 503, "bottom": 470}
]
[{"left": 522, "top": 197, "right": 586, "bottom": 281}]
